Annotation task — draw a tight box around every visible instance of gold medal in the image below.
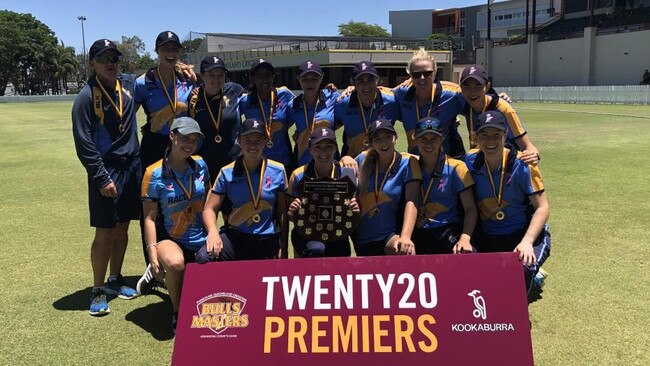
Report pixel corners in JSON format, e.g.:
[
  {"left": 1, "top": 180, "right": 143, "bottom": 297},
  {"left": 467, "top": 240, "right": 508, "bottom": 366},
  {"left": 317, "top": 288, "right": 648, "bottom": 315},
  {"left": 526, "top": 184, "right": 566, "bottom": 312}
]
[
  {"left": 266, "top": 140, "right": 274, "bottom": 148},
  {"left": 257, "top": 90, "right": 276, "bottom": 147},
  {"left": 204, "top": 89, "right": 224, "bottom": 142},
  {"left": 95, "top": 76, "right": 124, "bottom": 133},
  {"left": 243, "top": 158, "right": 267, "bottom": 227},
  {"left": 484, "top": 151, "right": 508, "bottom": 222},
  {"left": 252, "top": 214, "right": 261, "bottom": 223},
  {"left": 118, "top": 124, "right": 125, "bottom": 133},
  {"left": 214, "top": 135, "right": 222, "bottom": 143},
  {"left": 373, "top": 207, "right": 380, "bottom": 216},
  {"left": 495, "top": 211, "right": 505, "bottom": 221}
]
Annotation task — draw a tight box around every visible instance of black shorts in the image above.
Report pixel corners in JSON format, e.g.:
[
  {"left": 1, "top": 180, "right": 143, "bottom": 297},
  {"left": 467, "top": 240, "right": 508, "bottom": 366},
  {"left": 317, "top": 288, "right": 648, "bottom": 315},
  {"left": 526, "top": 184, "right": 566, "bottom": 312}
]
[
  {"left": 140, "top": 129, "right": 169, "bottom": 171},
  {"left": 291, "top": 228, "right": 351, "bottom": 258},
  {"left": 412, "top": 222, "right": 463, "bottom": 255},
  {"left": 88, "top": 157, "right": 142, "bottom": 228},
  {"left": 353, "top": 234, "right": 396, "bottom": 257},
  {"left": 218, "top": 228, "right": 280, "bottom": 260}
]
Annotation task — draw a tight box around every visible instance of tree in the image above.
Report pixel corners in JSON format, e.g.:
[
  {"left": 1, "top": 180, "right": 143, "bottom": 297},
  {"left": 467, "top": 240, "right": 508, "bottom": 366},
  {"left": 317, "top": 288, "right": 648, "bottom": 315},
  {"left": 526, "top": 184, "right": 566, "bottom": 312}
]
[
  {"left": 134, "top": 52, "right": 157, "bottom": 73},
  {"left": 338, "top": 20, "right": 390, "bottom": 37},
  {"left": 116, "top": 35, "right": 146, "bottom": 74},
  {"left": 181, "top": 38, "right": 203, "bottom": 61}
]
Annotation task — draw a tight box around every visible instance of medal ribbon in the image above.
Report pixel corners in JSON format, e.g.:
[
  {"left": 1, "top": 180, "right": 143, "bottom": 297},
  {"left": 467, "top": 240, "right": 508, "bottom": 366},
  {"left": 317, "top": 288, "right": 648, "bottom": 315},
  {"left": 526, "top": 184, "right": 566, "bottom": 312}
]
[
  {"left": 256, "top": 90, "right": 276, "bottom": 139},
  {"left": 203, "top": 88, "right": 223, "bottom": 136},
  {"left": 468, "top": 95, "right": 490, "bottom": 147},
  {"left": 356, "top": 92, "right": 376, "bottom": 135},
  {"left": 95, "top": 76, "right": 123, "bottom": 121},
  {"left": 483, "top": 150, "right": 507, "bottom": 209},
  {"left": 302, "top": 94, "right": 321, "bottom": 133},
  {"left": 373, "top": 152, "right": 397, "bottom": 206},
  {"left": 174, "top": 173, "right": 194, "bottom": 205},
  {"left": 243, "top": 158, "right": 267, "bottom": 211},
  {"left": 420, "top": 156, "right": 445, "bottom": 203},
  {"left": 415, "top": 84, "right": 435, "bottom": 121},
  {"left": 157, "top": 68, "right": 177, "bottom": 115}
]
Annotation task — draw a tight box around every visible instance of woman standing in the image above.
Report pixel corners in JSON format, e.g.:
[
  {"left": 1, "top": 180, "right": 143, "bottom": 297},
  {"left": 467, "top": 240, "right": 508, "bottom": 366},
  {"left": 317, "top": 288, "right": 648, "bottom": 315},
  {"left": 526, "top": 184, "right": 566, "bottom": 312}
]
[
  {"left": 465, "top": 111, "right": 551, "bottom": 293},
  {"left": 412, "top": 117, "right": 477, "bottom": 254},
  {"left": 238, "top": 59, "right": 295, "bottom": 171},
  {"left": 72, "top": 39, "right": 140, "bottom": 316},
  {"left": 287, "top": 127, "right": 359, "bottom": 257},
  {"left": 203, "top": 118, "right": 289, "bottom": 260},
  {"left": 141, "top": 117, "right": 212, "bottom": 333},
  {"left": 353, "top": 119, "right": 421, "bottom": 256},
  {"left": 286, "top": 61, "right": 340, "bottom": 167}
]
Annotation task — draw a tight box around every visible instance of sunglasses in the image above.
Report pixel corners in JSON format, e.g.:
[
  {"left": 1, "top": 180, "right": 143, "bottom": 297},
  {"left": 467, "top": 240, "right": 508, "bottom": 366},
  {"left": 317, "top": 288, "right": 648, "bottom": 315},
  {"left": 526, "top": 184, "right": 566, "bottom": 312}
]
[
  {"left": 410, "top": 70, "right": 434, "bottom": 79},
  {"left": 94, "top": 54, "right": 121, "bottom": 64},
  {"left": 415, "top": 120, "right": 444, "bottom": 134}
]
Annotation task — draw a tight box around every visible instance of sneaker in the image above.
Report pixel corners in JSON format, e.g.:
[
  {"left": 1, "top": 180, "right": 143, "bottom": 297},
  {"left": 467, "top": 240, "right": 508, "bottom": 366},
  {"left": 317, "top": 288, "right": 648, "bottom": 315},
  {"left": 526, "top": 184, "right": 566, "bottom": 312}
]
[
  {"left": 136, "top": 264, "right": 156, "bottom": 295},
  {"left": 172, "top": 311, "right": 179, "bottom": 335},
  {"left": 533, "top": 268, "right": 548, "bottom": 289},
  {"left": 89, "top": 288, "right": 110, "bottom": 316},
  {"left": 105, "top": 275, "right": 139, "bottom": 299}
]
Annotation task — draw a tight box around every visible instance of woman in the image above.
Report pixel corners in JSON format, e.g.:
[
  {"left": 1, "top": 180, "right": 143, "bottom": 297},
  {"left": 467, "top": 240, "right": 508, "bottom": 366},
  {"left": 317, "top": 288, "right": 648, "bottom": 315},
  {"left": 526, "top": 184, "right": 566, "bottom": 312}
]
[
  {"left": 412, "top": 117, "right": 477, "bottom": 254},
  {"left": 238, "top": 59, "right": 295, "bottom": 171},
  {"left": 353, "top": 119, "right": 421, "bottom": 256},
  {"left": 286, "top": 61, "right": 340, "bottom": 167},
  {"left": 392, "top": 49, "right": 466, "bottom": 158},
  {"left": 460, "top": 64, "right": 540, "bottom": 165},
  {"left": 287, "top": 127, "right": 359, "bottom": 257},
  {"left": 465, "top": 111, "right": 551, "bottom": 293},
  {"left": 203, "top": 118, "right": 289, "bottom": 260},
  {"left": 335, "top": 61, "right": 400, "bottom": 167},
  {"left": 72, "top": 39, "right": 141, "bottom": 316},
  {"left": 188, "top": 56, "right": 243, "bottom": 182},
  {"left": 135, "top": 31, "right": 196, "bottom": 169},
  {"left": 141, "top": 117, "right": 212, "bottom": 333}
]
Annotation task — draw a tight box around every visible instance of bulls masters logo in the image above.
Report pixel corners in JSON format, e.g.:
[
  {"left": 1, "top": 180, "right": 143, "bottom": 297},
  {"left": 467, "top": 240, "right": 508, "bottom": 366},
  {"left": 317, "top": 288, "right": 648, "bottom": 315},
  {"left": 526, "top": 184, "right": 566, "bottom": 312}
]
[{"left": 191, "top": 292, "right": 250, "bottom": 334}]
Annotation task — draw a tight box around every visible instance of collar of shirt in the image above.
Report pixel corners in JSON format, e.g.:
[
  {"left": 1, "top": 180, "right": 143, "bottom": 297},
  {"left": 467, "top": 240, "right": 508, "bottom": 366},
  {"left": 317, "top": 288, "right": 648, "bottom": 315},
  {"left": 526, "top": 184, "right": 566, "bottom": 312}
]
[{"left": 161, "top": 150, "right": 200, "bottom": 178}]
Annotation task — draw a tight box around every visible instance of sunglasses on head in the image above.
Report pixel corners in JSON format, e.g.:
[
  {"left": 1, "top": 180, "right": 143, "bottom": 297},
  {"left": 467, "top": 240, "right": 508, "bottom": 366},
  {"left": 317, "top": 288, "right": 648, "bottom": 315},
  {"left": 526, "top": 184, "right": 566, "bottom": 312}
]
[
  {"left": 416, "top": 120, "right": 443, "bottom": 133},
  {"left": 411, "top": 70, "right": 434, "bottom": 79},
  {"left": 94, "top": 54, "right": 121, "bottom": 64}
]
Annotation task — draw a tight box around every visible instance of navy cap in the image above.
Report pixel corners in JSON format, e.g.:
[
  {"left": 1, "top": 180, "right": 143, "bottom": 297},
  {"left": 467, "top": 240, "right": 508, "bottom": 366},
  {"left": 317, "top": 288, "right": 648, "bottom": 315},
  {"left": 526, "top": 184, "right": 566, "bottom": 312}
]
[
  {"left": 367, "top": 118, "right": 396, "bottom": 140},
  {"left": 239, "top": 118, "right": 268, "bottom": 137},
  {"left": 474, "top": 111, "right": 507, "bottom": 133},
  {"left": 155, "top": 31, "right": 182, "bottom": 51},
  {"left": 460, "top": 64, "right": 488, "bottom": 85},
  {"left": 352, "top": 61, "right": 379, "bottom": 80},
  {"left": 89, "top": 39, "right": 122, "bottom": 60},
  {"left": 250, "top": 58, "right": 275, "bottom": 75},
  {"left": 171, "top": 117, "right": 204, "bottom": 138},
  {"left": 201, "top": 56, "right": 227, "bottom": 73},
  {"left": 309, "top": 126, "right": 337, "bottom": 146},
  {"left": 415, "top": 117, "right": 444, "bottom": 138},
  {"left": 298, "top": 61, "right": 323, "bottom": 77}
]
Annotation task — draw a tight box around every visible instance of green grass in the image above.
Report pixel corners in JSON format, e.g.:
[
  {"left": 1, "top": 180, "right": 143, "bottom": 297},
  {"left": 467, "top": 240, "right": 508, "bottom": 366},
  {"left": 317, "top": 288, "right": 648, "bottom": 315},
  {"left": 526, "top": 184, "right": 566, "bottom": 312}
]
[{"left": 0, "top": 101, "right": 648, "bottom": 365}]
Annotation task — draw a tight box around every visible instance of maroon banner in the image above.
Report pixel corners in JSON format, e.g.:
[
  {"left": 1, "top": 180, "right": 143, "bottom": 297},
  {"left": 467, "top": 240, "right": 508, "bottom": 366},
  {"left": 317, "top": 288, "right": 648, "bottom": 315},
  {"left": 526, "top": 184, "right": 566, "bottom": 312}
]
[{"left": 172, "top": 253, "right": 533, "bottom": 365}]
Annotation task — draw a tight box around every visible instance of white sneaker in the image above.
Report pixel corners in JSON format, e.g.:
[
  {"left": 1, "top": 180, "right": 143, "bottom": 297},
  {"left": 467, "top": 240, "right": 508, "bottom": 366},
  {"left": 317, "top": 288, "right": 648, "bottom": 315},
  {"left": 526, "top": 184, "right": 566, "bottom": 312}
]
[{"left": 136, "top": 264, "right": 154, "bottom": 295}]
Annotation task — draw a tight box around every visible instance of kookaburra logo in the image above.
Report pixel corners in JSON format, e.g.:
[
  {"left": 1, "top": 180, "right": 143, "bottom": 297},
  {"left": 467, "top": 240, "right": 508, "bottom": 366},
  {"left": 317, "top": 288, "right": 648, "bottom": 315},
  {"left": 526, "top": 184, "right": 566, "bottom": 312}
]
[
  {"left": 167, "top": 32, "right": 173, "bottom": 39},
  {"left": 469, "top": 66, "right": 476, "bottom": 74},
  {"left": 260, "top": 58, "right": 265, "bottom": 63},
  {"left": 307, "top": 61, "right": 313, "bottom": 69},
  {"left": 253, "top": 120, "right": 260, "bottom": 128},
  {"left": 361, "top": 63, "right": 368, "bottom": 70},
  {"left": 375, "top": 121, "right": 382, "bottom": 128},
  {"left": 321, "top": 128, "right": 328, "bottom": 136},
  {"left": 104, "top": 39, "right": 110, "bottom": 47},
  {"left": 468, "top": 290, "right": 487, "bottom": 320},
  {"left": 214, "top": 57, "right": 219, "bottom": 63},
  {"left": 485, "top": 114, "right": 494, "bottom": 122}
]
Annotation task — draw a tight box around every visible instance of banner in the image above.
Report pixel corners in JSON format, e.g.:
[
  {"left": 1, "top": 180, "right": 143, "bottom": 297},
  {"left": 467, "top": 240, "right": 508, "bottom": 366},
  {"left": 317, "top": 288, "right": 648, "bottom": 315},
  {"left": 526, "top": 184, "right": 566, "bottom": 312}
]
[{"left": 172, "top": 253, "right": 533, "bottom": 365}]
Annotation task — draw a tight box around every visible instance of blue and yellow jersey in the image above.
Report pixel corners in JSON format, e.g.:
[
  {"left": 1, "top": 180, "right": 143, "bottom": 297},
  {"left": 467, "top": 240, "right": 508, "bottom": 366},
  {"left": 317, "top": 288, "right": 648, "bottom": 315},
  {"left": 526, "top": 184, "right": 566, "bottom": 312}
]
[
  {"left": 134, "top": 68, "right": 194, "bottom": 135},
  {"left": 239, "top": 87, "right": 295, "bottom": 166},
  {"left": 286, "top": 89, "right": 340, "bottom": 166},
  {"left": 72, "top": 74, "right": 140, "bottom": 188},
  {"left": 334, "top": 88, "right": 400, "bottom": 158},
  {"left": 393, "top": 80, "right": 465, "bottom": 154},
  {"left": 287, "top": 161, "right": 343, "bottom": 198},
  {"left": 461, "top": 95, "right": 527, "bottom": 149},
  {"left": 141, "top": 155, "right": 210, "bottom": 250},
  {"left": 213, "top": 157, "right": 287, "bottom": 235},
  {"left": 465, "top": 149, "right": 544, "bottom": 235},
  {"left": 418, "top": 153, "right": 474, "bottom": 229},
  {"left": 188, "top": 82, "right": 243, "bottom": 181},
  {"left": 353, "top": 151, "right": 421, "bottom": 244}
]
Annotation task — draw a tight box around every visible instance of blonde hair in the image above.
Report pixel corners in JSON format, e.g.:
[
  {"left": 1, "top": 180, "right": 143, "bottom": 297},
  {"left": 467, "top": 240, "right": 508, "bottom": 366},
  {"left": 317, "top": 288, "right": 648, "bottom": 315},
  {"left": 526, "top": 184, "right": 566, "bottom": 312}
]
[
  {"left": 406, "top": 48, "right": 437, "bottom": 75},
  {"left": 358, "top": 148, "right": 379, "bottom": 196}
]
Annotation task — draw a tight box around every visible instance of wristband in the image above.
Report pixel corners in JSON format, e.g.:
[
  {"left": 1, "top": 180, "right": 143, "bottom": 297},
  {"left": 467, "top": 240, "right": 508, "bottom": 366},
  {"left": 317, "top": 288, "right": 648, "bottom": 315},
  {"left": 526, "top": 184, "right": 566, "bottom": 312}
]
[{"left": 146, "top": 243, "right": 158, "bottom": 251}]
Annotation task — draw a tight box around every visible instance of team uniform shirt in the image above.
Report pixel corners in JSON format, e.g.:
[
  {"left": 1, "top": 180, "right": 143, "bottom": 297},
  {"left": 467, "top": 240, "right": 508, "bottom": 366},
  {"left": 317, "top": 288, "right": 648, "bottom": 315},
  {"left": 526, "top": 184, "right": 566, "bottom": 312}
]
[
  {"left": 134, "top": 68, "right": 194, "bottom": 135},
  {"left": 188, "top": 82, "right": 243, "bottom": 181},
  {"left": 213, "top": 157, "right": 287, "bottom": 235},
  {"left": 239, "top": 87, "right": 295, "bottom": 166},
  {"left": 418, "top": 153, "right": 474, "bottom": 229},
  {"left": 465, "top": 149, "right": 544, "bottom": 236},
  {"left": 287, "top": 161, "right": 343, "bottom": 198},
  {"left": 353, "top": 152, "right": 421, "bottom": 244},
  {"left": 334, "top": 88, "right": 400, "bottom": 158},
  {"left": 460, "top": 95, "right": 527, "bottom": 149},
  {"left": 72, "top": 74, "right": 140, "bottom": 188},
  {"left": 141, "top": 155, "right": 210, "bottom": 251},
  {"left": 286, "top": 89, "right": 340, "bottom": 166},
  {"left": 393, "top": 80, "right": 465, "bottom": 155}
]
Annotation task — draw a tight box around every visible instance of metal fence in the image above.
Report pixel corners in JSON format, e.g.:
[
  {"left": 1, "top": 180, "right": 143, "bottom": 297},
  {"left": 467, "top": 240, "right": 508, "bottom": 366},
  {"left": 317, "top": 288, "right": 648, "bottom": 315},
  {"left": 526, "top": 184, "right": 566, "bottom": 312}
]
[
  {"left": 499, "top": 85, "right": 650, "bottom": 104},
  {"left": 0, "top": 95, "right": 77, "bottom": 103}
]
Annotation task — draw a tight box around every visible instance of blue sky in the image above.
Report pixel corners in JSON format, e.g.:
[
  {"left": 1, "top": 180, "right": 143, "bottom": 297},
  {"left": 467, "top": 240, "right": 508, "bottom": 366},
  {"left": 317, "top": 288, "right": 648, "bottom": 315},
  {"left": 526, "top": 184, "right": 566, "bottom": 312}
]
[{"left": 1, "top": 0, "right": 485, "bottom": 54}]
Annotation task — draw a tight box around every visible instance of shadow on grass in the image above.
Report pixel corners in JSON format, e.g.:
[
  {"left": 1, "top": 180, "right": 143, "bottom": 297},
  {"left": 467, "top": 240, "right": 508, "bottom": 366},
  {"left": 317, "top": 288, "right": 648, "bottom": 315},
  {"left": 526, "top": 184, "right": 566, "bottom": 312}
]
[
  {"left": 527, "top": 286, "right": 544, "bottom": 304},
  {"left": 125, "top": 290, "right": 174, "bottom": 341},
  {"left": 52, "top": 275, "right": 142, "bottom": 311}
]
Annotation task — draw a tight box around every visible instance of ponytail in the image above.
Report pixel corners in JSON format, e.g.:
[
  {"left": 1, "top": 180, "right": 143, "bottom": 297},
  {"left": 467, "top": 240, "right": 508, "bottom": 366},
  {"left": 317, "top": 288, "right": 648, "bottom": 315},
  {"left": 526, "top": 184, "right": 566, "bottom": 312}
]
[{"left": 358, "top": 148, "right": 379, "bottom": 196}]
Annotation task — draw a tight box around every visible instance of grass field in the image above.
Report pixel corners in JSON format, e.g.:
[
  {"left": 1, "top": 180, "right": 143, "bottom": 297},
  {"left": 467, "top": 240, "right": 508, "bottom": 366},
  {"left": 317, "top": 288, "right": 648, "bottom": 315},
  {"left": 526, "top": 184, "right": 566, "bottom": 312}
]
[{"left": 0, "top": 101, "right": 648, "bottom": 365}]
